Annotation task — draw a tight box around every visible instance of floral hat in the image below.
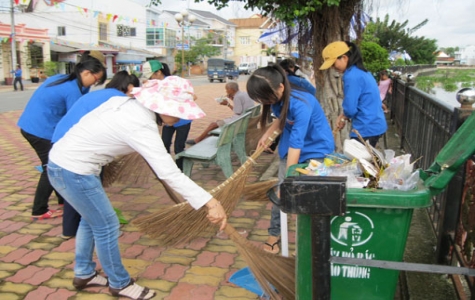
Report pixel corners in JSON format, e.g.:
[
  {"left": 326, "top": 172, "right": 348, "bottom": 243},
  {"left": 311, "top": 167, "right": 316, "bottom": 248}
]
[{"left": 132, "top": 76, "right": 205, "bottom": 120}]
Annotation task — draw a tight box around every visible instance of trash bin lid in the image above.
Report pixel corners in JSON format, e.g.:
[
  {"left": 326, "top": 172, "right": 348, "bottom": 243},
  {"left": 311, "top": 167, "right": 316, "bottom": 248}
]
[
  {"left": 421, "top": 111, "right": 475, "bottom": 195},
  {"left": 287, "top": 165, "right": 431, "bottom": 209}
]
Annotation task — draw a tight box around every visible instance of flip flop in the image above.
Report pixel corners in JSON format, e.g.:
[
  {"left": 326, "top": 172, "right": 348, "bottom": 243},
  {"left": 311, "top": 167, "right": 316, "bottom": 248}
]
[{"left": 263, "top": 237, "right": 281, "bottom": 254}]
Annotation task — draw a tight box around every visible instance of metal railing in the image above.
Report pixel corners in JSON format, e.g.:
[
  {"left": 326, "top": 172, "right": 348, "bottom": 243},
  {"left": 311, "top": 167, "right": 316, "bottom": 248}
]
[{"left": 388, "top": 77, "right": 475, "bottom": 297}]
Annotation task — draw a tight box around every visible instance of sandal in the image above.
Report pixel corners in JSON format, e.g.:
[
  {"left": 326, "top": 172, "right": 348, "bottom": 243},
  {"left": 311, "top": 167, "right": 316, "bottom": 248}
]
[
  {"left": 263, "top": 236, "right": 281, "bottom": 254},
  {"left": 109, "top": 279, "right": 156, "bottom": 300},
  {"left": 31, "top": 209, "right": 63, "bottom": 220},
  {"left": 73, "top": 271, "right": 108, "bottom": 290}
]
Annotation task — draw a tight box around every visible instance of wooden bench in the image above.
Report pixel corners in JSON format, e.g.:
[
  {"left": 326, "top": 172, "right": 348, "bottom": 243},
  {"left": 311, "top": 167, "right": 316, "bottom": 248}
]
[{"left": 176, "top": 120, "right": 237, "bottom": 178}]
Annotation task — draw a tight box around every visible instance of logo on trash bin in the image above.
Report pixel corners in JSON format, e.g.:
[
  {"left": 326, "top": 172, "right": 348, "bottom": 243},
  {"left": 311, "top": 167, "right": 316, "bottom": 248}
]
[{"left": 331, "top": 211, "right": 374, "bottom": 247}]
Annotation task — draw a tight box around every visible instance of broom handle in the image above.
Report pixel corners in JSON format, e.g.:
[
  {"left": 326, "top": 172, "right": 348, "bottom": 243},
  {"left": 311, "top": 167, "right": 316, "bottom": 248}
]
[
  {"left": 224, "top": 223, "right": 236, "bottom": 236},
  {"left": 210, "top": 130, "right": 281, "bottom": 194}
]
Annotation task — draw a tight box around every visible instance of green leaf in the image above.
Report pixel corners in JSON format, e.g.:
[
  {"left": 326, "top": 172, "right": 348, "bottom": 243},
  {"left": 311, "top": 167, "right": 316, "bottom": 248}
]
[{"left": 114, "top": 208, "right": 128, "bottom": 224}]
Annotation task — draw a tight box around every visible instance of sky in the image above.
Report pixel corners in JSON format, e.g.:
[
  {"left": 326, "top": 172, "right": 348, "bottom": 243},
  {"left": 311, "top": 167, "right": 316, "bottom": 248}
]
[
  {"left": 0, "top": 0, "right": 471, "bottom": 49},
  {"left": 139, "top": 0, "right": 473, "bottom": 49},
  {"left": 368, "top": 0, "right": 474, "bottom": 48}
]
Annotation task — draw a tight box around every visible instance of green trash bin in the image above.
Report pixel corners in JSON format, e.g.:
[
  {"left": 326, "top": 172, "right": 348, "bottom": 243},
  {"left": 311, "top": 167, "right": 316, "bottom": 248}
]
[
  {"left": 287, "top": 165, "right": 431, "bottom": 299},
  {"left": 287, "top": 110, "right": 475, "bottom": 300}
]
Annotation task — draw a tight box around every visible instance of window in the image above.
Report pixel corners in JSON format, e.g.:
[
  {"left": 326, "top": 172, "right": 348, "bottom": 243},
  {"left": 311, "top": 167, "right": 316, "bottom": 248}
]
[
  {"left": 146, "top": 28, "right": 177, "bottom": 47},
  {"left": 117, "top": 25, "right": 136, "bottom": 37},
  {"left": 57, "top": 26, "right": 66, "bottom": 36},
  {"left": 99, "top": 23, "right": 108, "bottom": 41},
  {"left": 239, "top": 36, "right": 251, "bottom": 45}
]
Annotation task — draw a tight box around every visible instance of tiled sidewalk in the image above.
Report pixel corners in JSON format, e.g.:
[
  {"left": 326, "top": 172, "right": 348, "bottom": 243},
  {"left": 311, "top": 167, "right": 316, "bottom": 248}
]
[{"left": 0, "top": 81, "right": 280, "bottom": 299}]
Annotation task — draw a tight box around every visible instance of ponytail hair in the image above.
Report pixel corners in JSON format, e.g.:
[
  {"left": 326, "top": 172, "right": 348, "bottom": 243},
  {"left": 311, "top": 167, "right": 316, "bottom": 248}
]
[{"left": 344, "top": 41, "right": 367, "bottom": 72}]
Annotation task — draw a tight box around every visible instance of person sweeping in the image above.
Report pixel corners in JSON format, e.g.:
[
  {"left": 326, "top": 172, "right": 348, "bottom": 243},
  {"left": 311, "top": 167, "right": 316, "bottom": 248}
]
[
  {"left": 319, "top": 41, "right": 387, "bottom": 147},
  {"left": 246, "top": 65, "right": 334, "bottom": 255},
  {"left": 47, "top": 76, "right": 227, "bottom": 300}
]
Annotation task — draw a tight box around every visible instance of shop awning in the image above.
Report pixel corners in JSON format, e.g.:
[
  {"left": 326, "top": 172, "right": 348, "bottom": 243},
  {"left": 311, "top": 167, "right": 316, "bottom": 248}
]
[
  {"left": 50, "top": 44, "right": 78, "bottom": 53},
  {"left": 115, "top": 52, "right": 154, "bottom": 64}
]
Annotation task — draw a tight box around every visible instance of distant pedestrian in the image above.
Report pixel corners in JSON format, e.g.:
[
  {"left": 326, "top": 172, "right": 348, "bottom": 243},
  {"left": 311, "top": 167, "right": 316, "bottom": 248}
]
[
  {"left": 12, "top": 65, "right": 24, "bottom": 91},
  {"left": 378, "top": 70, "right": 392, "bottom": 113}
]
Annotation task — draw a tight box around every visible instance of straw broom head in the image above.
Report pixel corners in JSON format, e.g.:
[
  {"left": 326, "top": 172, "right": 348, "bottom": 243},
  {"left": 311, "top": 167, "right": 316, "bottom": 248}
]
[
  {"left": 102, "top": 152, "right": 184, "bottom": 204},
  {"left": 225, "top": 224, "right": 295, "bottom": 299},
  {"left": 102, "top": 158, "right": 125, "bottom": 188},
  {"left": 242, "top": 179, "right": 279, "bottom": 201},
  {"left": 245, "top": 116, "right": 272, "bottom": 156},
  {"left": 132, "top": 130, "right": 281, "bottom": 246}
]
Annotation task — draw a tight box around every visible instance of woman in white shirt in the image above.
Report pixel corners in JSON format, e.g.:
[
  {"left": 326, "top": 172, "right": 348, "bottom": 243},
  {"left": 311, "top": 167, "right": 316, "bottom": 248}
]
[{"left": 47, "top": 76, "right": 227, "bottom": 300}]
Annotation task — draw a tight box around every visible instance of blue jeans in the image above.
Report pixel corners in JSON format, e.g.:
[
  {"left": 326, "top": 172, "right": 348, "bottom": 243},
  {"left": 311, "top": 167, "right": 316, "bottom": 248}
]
[{"left": 47, "top": 161, "right": 130, "bottom": 289}]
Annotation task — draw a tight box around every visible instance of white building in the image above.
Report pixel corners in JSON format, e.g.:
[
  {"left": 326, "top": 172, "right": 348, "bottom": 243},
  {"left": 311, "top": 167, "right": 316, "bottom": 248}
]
[
  {"left": 0, "top": 0, "right": 179, "bottom": 76},
  {"left": 455, "top": 45, "right": 475, "bottom": 65},
  {"left": 0, "top": 0, "right": 240, "bottom": 80}
]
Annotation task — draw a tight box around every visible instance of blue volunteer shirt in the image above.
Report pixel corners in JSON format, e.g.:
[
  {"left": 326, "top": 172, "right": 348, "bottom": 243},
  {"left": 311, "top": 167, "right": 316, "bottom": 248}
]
[
  {"left": 288, "top": 75, "right": 316, "bottom": 96},
  {"left": 52, "top": 88, "right": 126, "bottom": 143},
  {"left": 17, "top": 75, "right": 90, "bottom": 140},
  {"left": 166, "top": 118, "right": 192, "bottom": 128},
  {"left": 342, "top": 66, "right": 387, "bottom": 138},
  {"left": 272, "top": 90, "right": 334, "bottom": 162}
]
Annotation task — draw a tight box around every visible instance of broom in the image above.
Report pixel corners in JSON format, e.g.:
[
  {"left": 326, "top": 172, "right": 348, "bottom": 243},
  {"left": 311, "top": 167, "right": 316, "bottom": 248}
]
[
  {"left": 102, "top": 152, "right": 184, "bottom": 204},
  {"left": 241, "top": 178, "right": 279, "bottom": 201},
  {"left": 132, "top": 130, "right": 281, "bottom": 246},
  {"left": 225, "top": 223, "right": 295, "bottom": 299}
]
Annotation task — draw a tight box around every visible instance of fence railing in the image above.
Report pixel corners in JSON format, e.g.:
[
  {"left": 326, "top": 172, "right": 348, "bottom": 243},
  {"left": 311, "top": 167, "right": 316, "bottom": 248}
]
[{"left": 388, "top": 77, "right": 475, "bottom": 297}]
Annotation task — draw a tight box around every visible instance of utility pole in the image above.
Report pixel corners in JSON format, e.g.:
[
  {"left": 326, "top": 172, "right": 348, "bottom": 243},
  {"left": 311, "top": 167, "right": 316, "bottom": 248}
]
[
  {"left": 10, "top": 0, "right": 17, "bottom": 71},
  {"left": 223, "top": 28, "right": 227, "bottom": 60}
]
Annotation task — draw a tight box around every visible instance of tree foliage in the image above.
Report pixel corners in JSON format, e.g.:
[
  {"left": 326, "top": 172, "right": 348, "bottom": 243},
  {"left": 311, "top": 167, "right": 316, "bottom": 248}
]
[
  {"left": 365, "top": 14, "right": 437, "bottom": 64},
  {"left": 360, "top": 41, "right": 390, "bottom": 77},
  {"left": 174, "top": 35, "right": 222, "bottom": 67}
]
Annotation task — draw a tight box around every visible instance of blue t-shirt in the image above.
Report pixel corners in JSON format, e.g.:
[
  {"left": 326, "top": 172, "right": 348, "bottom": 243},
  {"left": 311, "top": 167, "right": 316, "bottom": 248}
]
[
  {"left": 14, "top": 69, "right": 22, "bottom": 78},
  {"left": 342, "top": 66, "right": 387, "bottom": 138},
  {"left": 288, "top": 75, "right": 316, "bottom": 96},
  {"left": 17, "top": 75, "right": 90, "bottom": 140},
  {"left": 168, "top": 118, "right": 192, "bottom": 128},
  {"left": 52, "top": 88, "right": 126, "bottom": 143},
  {"left": 272, "top": 90, "right": 335, "bottom": 162}
]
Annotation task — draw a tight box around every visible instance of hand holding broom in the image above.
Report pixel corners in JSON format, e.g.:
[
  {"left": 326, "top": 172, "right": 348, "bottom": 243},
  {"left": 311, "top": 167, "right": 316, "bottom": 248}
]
[{"left": 205, "top": 198, "right": 227, "bottom": 231}]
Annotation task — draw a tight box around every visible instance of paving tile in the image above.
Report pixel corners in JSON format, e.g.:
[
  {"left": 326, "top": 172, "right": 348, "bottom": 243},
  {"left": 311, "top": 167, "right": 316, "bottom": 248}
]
[
  {"left": 0, "top": 78, "right": 291, "bottom": 299},
  {"left": 0, "top": 281, "right": 35, "bottom": 295}
]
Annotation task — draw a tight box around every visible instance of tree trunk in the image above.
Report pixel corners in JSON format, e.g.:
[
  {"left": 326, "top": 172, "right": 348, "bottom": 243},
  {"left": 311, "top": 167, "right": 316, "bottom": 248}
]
[{"left": 305, "top": 1, "right": 362, "bottom": 152}]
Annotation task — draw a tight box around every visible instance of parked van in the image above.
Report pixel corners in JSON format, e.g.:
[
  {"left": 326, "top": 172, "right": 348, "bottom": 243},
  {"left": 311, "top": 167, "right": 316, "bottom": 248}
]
[{"left": 238, "top": 63, "right": 257, "bottom": 75}]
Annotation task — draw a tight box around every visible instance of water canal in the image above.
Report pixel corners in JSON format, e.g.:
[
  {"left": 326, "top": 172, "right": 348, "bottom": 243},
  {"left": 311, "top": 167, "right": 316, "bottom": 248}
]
[{"left": 415, "top": 68, "right": 475, "bottom": 107}]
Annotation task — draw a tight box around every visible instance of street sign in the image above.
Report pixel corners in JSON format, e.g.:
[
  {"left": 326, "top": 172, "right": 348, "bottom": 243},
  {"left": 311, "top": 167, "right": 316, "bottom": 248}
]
[{"left": 176, "top": 43, "right": 190, "bottom": 50}]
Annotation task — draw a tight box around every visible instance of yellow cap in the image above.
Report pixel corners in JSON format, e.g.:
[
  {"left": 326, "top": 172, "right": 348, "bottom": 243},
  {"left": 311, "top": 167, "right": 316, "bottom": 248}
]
[{"left": 319, "top": 41, "right": 350, "bottom": 70}]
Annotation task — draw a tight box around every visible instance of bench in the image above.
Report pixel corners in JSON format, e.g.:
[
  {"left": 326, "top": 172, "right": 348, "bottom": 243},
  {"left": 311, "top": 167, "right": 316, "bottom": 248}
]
[
  {"left": 209, "top": 105, "right": 261, "bottom": 163},
  {"left": 209, "top": 104, "right": 261, "bottom": 137},
  {"left": 176, "top": 119, "right": 238, "bottom": 178}
]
